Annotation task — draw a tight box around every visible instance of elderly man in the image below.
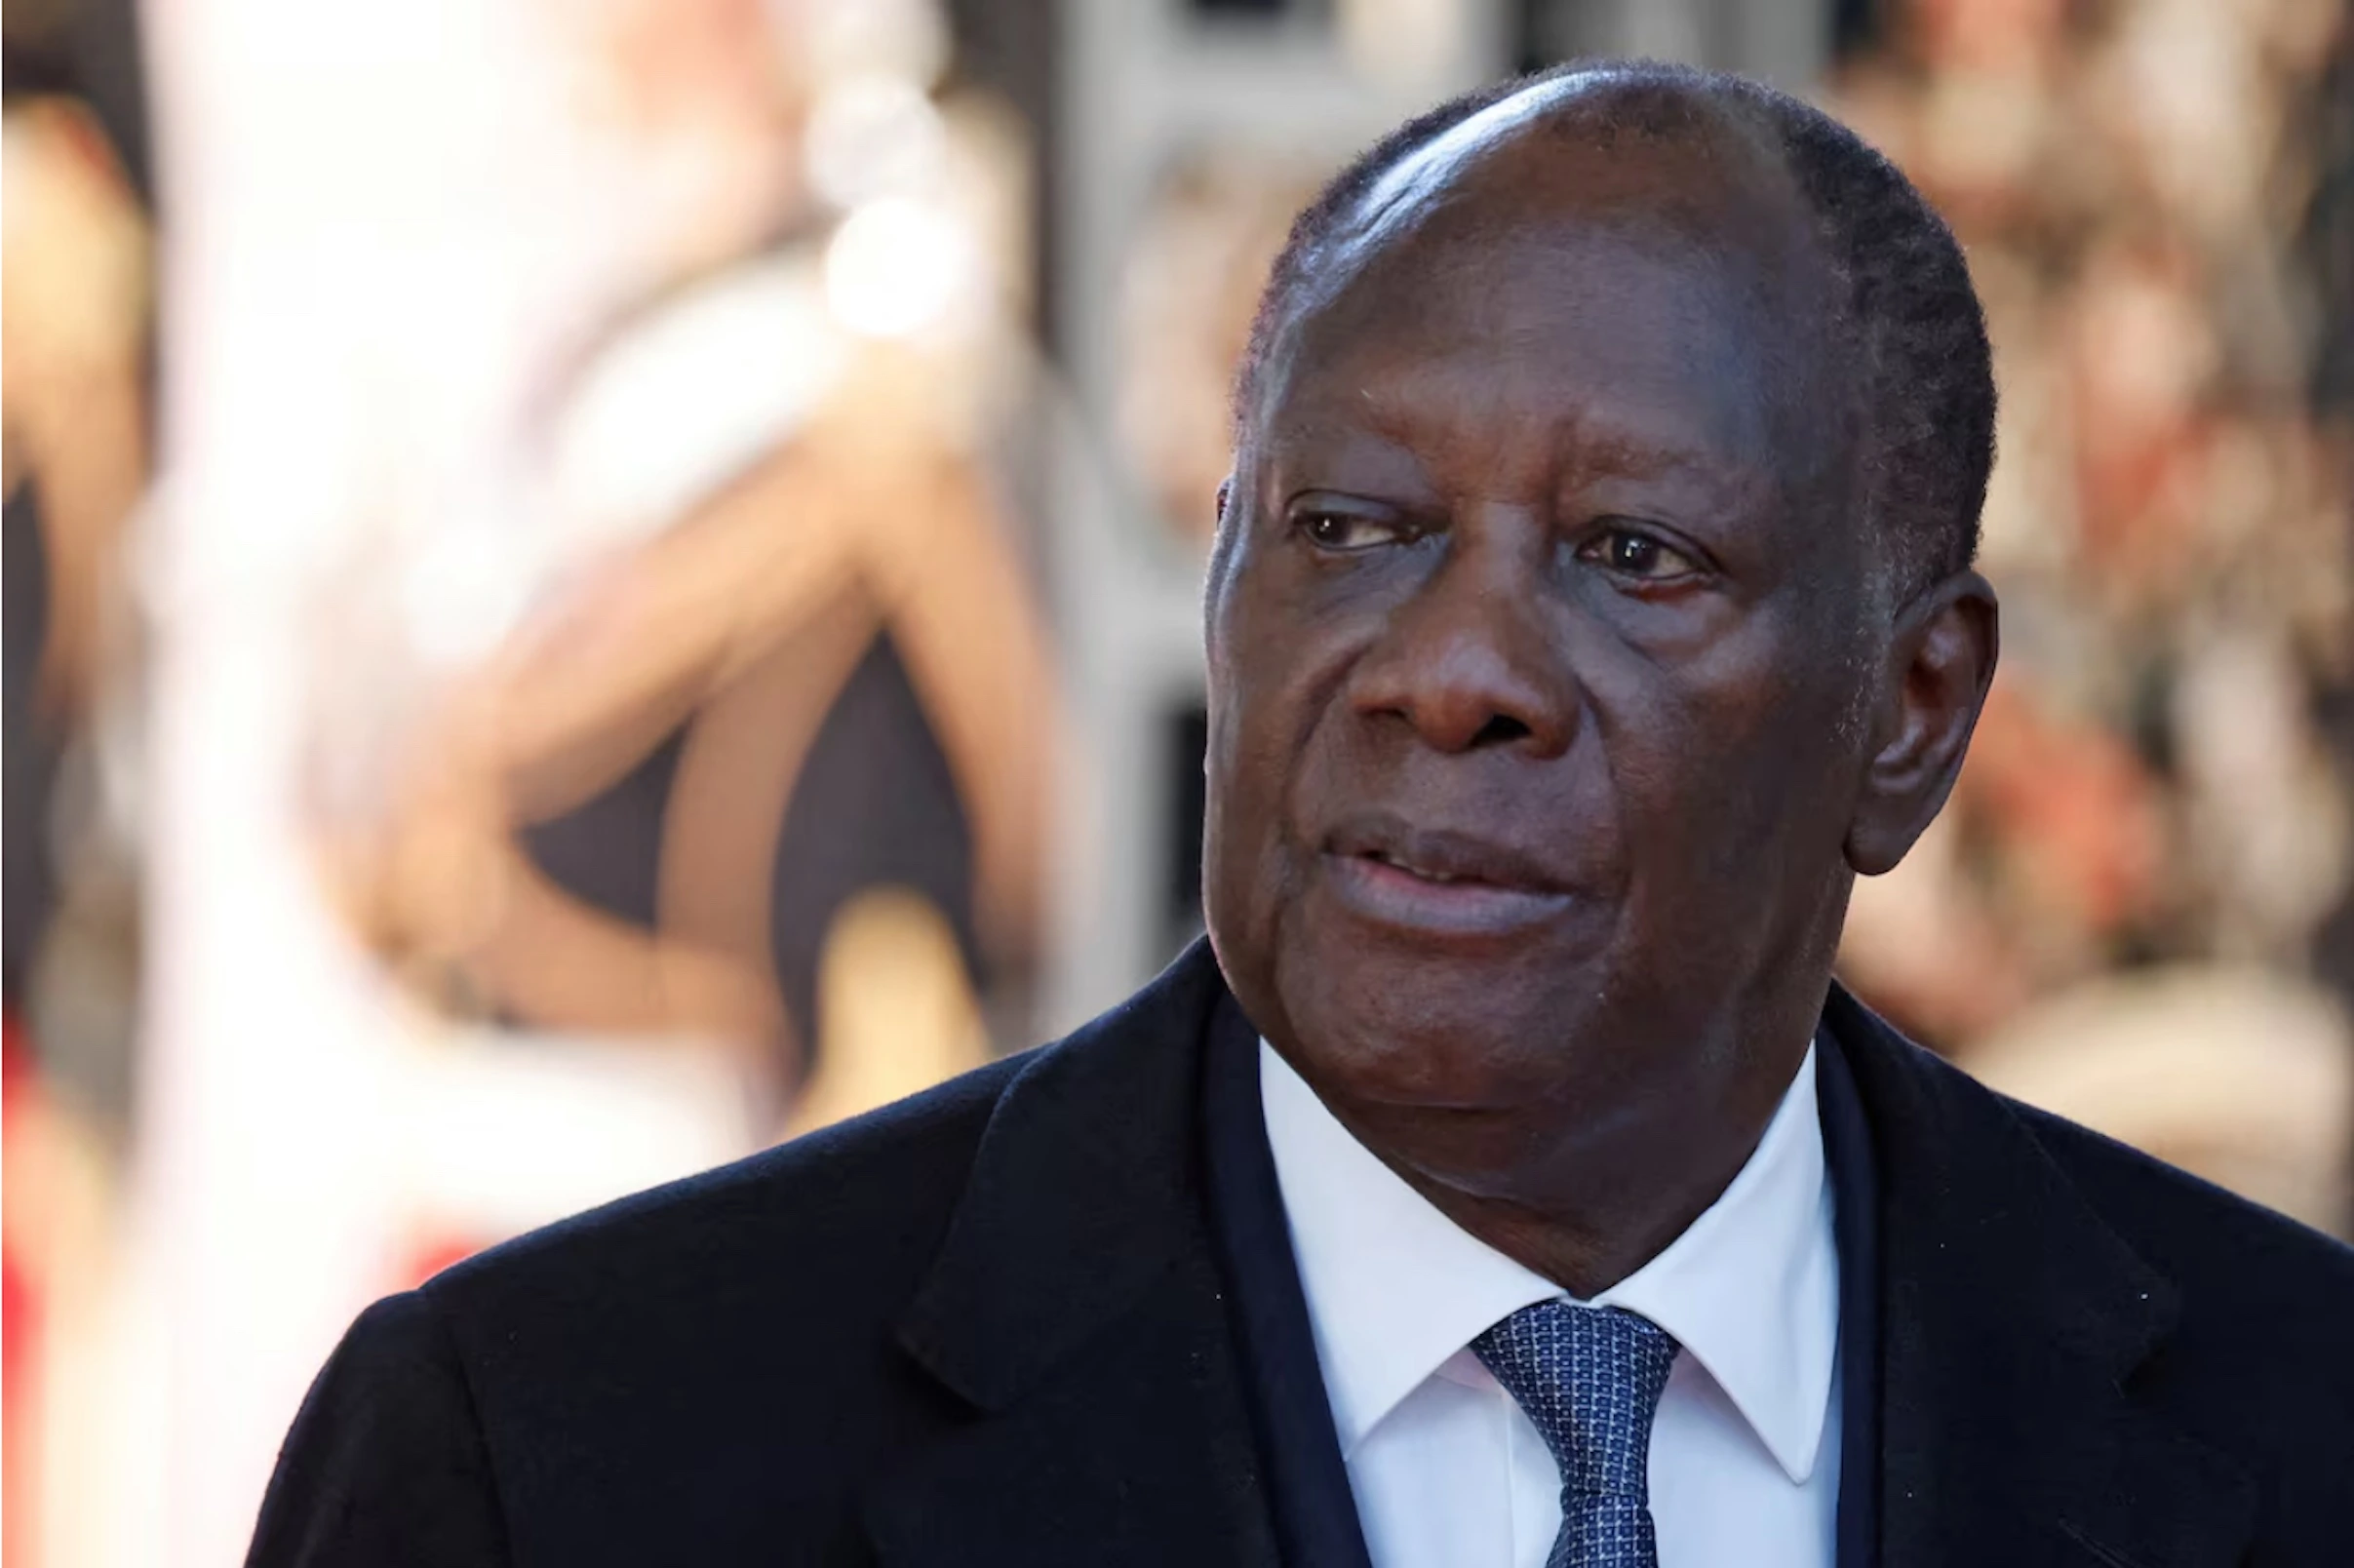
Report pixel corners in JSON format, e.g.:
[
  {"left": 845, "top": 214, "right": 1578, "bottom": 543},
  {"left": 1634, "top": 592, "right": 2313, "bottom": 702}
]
[{"left": 249, "top": 62, "right": 2354, "bottom": 1568}]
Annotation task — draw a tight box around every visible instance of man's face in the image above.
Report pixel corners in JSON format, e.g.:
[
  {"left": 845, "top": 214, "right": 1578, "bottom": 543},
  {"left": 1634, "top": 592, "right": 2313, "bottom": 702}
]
[{"left": 1204, "top": 125, "right": 1883, "bottom": 1182}]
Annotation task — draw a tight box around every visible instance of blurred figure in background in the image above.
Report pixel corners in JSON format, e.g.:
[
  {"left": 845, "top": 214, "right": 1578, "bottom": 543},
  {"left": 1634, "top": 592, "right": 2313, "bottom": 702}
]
[
  {"left": 124, "top": 0, "right": 1058, "bottom": 1560},
  {"left": 324, "top": 0, "right": 1059, "bottom": 1144}
]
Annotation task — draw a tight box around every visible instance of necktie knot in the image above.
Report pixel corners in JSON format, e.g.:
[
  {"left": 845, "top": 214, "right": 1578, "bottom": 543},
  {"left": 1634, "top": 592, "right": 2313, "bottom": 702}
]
[{"left": 1471, "top": 1301, "right": 1678, "bottom": 1567}]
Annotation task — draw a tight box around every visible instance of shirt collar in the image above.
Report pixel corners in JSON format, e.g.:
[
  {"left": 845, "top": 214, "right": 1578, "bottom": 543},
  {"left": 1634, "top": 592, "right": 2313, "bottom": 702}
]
[{"left": 1259, "top": 1038, "right": 1838, "bottom": 1484}]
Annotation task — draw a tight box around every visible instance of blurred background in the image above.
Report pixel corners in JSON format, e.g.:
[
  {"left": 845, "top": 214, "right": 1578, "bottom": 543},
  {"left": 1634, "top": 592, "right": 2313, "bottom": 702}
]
[{"left": 3, "top": 0, "right": 2350, "bottom": 1560}]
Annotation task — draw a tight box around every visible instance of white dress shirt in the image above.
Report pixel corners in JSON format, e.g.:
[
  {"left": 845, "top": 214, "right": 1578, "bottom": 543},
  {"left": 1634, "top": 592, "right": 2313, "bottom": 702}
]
[{"left": 1259, "top": 1039, "right": 1840, "bottom": 1568}]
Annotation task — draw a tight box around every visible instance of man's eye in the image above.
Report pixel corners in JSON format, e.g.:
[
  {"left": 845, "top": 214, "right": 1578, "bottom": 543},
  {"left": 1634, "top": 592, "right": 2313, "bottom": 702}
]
[
  {"left": 1296, "top": 511, "right": 1402, "bottom": 552},
  {"left": 1583, "top": 528, "right": 1700, "bottom": 580}
]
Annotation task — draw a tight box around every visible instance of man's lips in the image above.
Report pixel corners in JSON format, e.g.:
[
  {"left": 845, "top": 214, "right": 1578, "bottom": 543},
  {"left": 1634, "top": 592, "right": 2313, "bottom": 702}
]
[
  {"left": 1325, "top": 814, "right": 1571, "bottom": 891},
  {"left": 1317, "top": 814, "right": 1578, "bottom": 938}
]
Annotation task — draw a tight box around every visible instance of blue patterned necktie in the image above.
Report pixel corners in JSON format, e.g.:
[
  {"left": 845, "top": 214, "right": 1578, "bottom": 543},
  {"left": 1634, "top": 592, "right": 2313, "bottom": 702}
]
[{"left": 1471, "top": 1302, "right": 1680, "bottom": 1568}]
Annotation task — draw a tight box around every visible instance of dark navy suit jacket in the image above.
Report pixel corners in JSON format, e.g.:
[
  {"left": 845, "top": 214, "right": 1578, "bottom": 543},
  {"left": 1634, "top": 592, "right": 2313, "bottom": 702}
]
[{"left": 248, "top": 939, "right": 2354, "bottom": 1566}]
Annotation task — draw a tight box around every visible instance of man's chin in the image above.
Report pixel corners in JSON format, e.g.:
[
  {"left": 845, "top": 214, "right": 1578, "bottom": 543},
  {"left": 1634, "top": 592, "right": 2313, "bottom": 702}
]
[{"left": 1268, "top": 936, "right": 1616, "bottom": 1115}]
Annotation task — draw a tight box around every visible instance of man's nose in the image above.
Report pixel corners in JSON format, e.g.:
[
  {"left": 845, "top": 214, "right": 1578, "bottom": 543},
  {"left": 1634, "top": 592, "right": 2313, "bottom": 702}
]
[{"left": 1344, "top": 526, "right": 1578, "bottom": 758}]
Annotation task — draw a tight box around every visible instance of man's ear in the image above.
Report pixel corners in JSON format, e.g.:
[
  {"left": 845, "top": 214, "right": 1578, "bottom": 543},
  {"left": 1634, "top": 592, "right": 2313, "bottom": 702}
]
[{"left": 1846, "top": 569, "right": 2000, "bottom": 877}]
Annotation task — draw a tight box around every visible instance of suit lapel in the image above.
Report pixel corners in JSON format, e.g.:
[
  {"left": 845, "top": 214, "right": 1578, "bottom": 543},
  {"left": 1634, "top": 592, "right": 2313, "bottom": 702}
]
[
  {"left": 1826, "top": 987, "right": 2256, "bottom": 1568},
  {"left": 864, "top": 942, "right": 1282, "bottom": 1568}
]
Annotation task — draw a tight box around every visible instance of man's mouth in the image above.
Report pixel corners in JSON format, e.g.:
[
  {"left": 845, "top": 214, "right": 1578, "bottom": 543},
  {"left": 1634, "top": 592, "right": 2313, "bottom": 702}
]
[
  {"left": 1318, "top": 813, "right": 1576, "bottom": 937},
  {"left": 1362, "top": 847, "right": 1472, "bottom": 883},
  {"left": 1326, "top": 814, "right": 1568, "bottom": 893}
]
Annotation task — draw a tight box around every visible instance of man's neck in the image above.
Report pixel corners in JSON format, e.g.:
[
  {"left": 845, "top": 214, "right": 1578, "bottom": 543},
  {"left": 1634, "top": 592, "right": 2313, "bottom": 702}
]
[{"left": 1309, "top": 1041, "right": 1812, "bottom": 1299}]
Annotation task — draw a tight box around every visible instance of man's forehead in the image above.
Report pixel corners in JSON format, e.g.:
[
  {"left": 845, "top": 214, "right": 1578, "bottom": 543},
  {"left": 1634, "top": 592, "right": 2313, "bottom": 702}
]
[
  {"left": 1291, "top": 216, "right": 1775, "bottom": 394},
  {"left": 1266, "top": 232, "right": 1793, "bottom": 512}
]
